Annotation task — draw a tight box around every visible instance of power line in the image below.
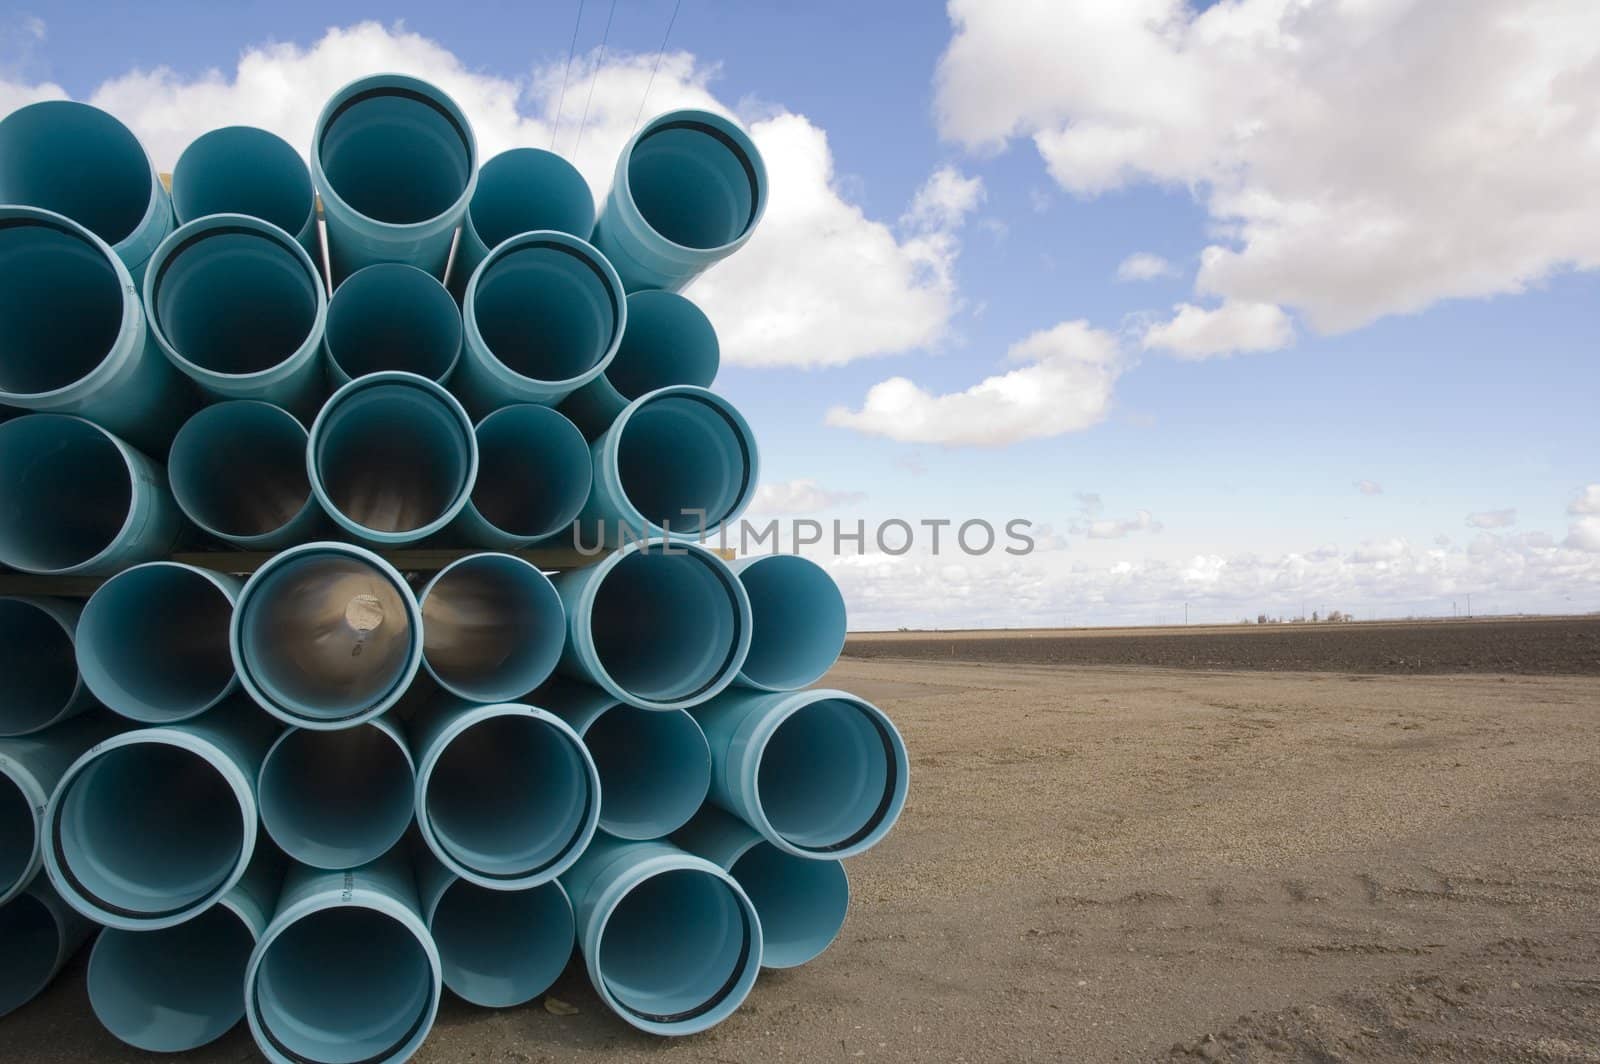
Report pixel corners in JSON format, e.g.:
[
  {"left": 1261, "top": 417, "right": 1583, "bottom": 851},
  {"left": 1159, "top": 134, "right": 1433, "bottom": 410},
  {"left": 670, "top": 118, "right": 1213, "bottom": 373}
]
[
  {"left": 550, "top": 0, "right": 587, "bottom": 150},
  {"left": 634, "top": 0, "right": 685, "bottom": 134},
  {"left": 573, "top": 0, "right": 618, "bottom": 157}
]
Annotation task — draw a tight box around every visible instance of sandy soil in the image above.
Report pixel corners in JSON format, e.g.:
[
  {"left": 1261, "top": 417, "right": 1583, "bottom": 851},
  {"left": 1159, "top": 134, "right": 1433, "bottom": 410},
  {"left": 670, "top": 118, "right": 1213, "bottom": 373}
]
[{"left": 6, "top": 641, "right": 1600, "bottom": 1062}]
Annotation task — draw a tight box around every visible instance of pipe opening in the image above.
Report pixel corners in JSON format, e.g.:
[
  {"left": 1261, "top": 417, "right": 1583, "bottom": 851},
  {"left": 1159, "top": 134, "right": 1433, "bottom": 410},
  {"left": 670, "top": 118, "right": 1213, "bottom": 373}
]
[
  {"left": 319, "top": 88, "right": 472, "bottom": 225},
  {"left": 422, "top": 556, "right": 563, "bottom": 703},
  {"left": 56, "top": 743, "right": 244, "bottom": 916},
  {"left": 471, "top": 406, "right": 591, "bottom": 540},
  {"left": 730, "top": 844, "right": 848, "bottom": 968},
  {"left": 431, "top": 878, "right": 572, "bottom": 1008},
  {"left": 426, "top": 714, "right": 590, "bottom": 880},
  {"left": 738, "top": 556, "right": 848, "bottom": 691},
  {"left": 470, "top": 149, "right": 594, "bottom": 249},
  {"left": 260, "top": 726, "right": 414, "bottom": 869},
  {"left": 0, "top": 892, "right": 60, "bottom": 1018},
  {"left": 327, "top": 265, "right": 461, "bottom": 382},
  {"left": 239, "top": 552, "right": 415, "bottom": 722},
  {"left": 0, "top": 417, "right": 132, "bottom": 573},
  {"left": 89, "top": 904, "right": 254, "bottom": 1051},
  {"left": 0, "top": 773, "right": 32, "bottom": 898},
  {"left": 0, "top": 219, "right": 123, "bottom": 396},
  {"left": 314, "top": 378, "right": 474, "bottom": 535},
  {"left": 151, "top": 224, "right": 320, "bottom": 376},
  {"left": 173, "top": 127, "right": 314, "bottom": 236},
  {"left": 627, "top": 121, "right": 759, "bottom": 251},
  {"left": 0, "top": 101, "right": 154, "bottom": 247},
  {"left": 474, "top": 239, "right": 618, "bottom": 384},
  {"left": 616, "top": 393, "right": 752, "bottom": 532},
  {"left": 78, "top": 565, "right": 235, "bottom": 723},
  {"left": 589, "top": 549, "right": 743, "bottom": 704},
  {"left": 584, "top": 705, "right": 709, "bottom": 839},
  {"left": 169, "top": 403, "right": 311, "bottom": 540},
  {"left": 254, "top": 906, "right": 433, "bottom": 1064},
  {"left": 607, "top": 292, "right": 718, "bottom": 400},
  {"left": 0, "top": 598, "right": 78, "bottom": 735},
  {"left": 758, "top": 697, "right": 897, "bottom": 853},
  {"left": 598, "top": 868, "right": 752, "bottom": 1021}
]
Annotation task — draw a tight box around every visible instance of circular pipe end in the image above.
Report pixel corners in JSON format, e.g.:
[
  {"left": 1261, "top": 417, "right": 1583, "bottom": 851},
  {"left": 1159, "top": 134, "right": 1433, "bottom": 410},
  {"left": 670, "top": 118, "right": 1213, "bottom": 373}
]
[
  {"left": 326, "top": 264, "right": 462, "bottom": 384},
  {"left": 735, "top": 554, "right": 848, "bottom": 691},
  {"left": 172, "top": 126, "right": 316, "bottom": 238},
  {"left": 730, "top": 843, "right": 848, "bottom": 968},
  {"left": 0, "top": 597, "right": 84, "bottom": 736},
  {"left": 258, "top": 722, "right": 415, "bottom": 869},
  {"left": 169, "top": 401, "right": 315, "bottom": 547},
  {"left": 466, "top": 405, "right": 591, "bottom": 546},
  {"left": 420, "top": 554, "right": 565, "bottom": 703},
  {"left": 427, "top": 877, "right": 574, "bottom": 1008},
  {"left": 582, "top": 703, "right": 710, "bottom": 840},
  {"left": 0, "top": 415, "right": 143, "bottom": 576},
  {"left": 0, "top": 889, "right": 68, "bottom": 1019}
]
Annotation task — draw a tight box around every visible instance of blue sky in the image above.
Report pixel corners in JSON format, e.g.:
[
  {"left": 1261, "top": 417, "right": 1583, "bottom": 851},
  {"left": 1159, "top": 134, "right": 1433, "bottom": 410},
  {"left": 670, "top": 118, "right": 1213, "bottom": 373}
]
[{"left": 5, "top": 1, "right": 1598, "bottom": 627}]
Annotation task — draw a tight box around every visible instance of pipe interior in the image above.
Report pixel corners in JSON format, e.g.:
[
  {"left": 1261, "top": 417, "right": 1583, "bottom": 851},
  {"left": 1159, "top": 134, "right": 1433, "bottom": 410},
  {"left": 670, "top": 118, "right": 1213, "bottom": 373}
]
[
  {"left": 57, "top": 743, "right": 243, "bottom": 915},
  {"left": 738, "top": 556, "right": 848, "bottom": 690},
  {"left": 589, "top": 550, "right": 741, "bottom": 704},
  {"left": 327, "top": 265, "right": 461, "bottom": 381},
  {"left": 731, "top": 843, "right": 848, "bottom": 968},
  {"left": 758, "top": 698, "right": 893, "bottom": 851},
  {"left": 169, "top": 403, "right": 311, "bottom": 539},
  {"left": 431, "top": 878, "right": 572, "bottom": 1007},
  {"left": 255, "top": 906, "right": 433, "bottom": 1064},
  {"left": 0, "top": 417, "right": 132, "bottom": 573},
  {"left": 320, "top": 90, "right": 471, "bottom": 224},
  {"left": 474, "top": 240, "right": 616, "bottom": 383},
  {"left": 0, "top": 892, "right": 60, "bottom": 1019},
  {"left": 0, "top": 772, "right": 33, "bottom": 897},
  {"left": 0, "top": 102, "right": 152, "bottom": 246},
  {"left": 471, "top": 407, "right": 591, "bottom": 539},
  {"left": 426, "top": 714, "right": 589, "bottom": 879},
  {"left": 260, "top": 726, "right": 414, "bottom": 869},
  {"left": 0, "top": 220, "right": 124, "bottom": 396},
  {"left": 599, "top": 869, "right": 750, "bottom": 1020},
  {"left": 584, "top": 705, "right": 708, "bottom": 839},
  {"left": 152, "top": 226, "right": 319, "bottom": 375},
  {"left": 423, "top": 557, "right": 563, "bottom": 702},
  {"left": 79, "top": 567, "right": 235, "bottom": 723},
  {"left": 470, "top": 149, "right": 595, "bottom": 248},
  {"left": 315, "top": 381, "right": 473, "bottom": 534},
  {"left": 240, "top": 553, "right": 414, "bottom": 721},
  {"left": 0, "top": 599, "right": 78, "bottom": 735},
  {"left": 627, "top": 122, "right": 757, "bottom": 251},
  {"left": 173, "top": 127, "right": 314, "bottom": 235},
  {"left": 617, "top": 394, "right": 750, "bottom": 532},
  {"left": 607, "top": 293, "right": 719, "bottom": 400},
  {"left": 89, "top": 904, "right": 254, "bottom": 1051}
]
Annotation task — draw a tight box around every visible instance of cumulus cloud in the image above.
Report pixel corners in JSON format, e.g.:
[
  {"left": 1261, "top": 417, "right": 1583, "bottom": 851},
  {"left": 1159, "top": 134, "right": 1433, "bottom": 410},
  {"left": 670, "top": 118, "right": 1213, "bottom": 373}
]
[
  {"left": 1116, "top": 252, "right": 1177, "bottom": 282},
  {"left": 1466, "top": 509, "right": 1517, "bottom": 529},
  {"left": 825, "top": 319, "right": 1121, "bottom": 446},
  {"left": 1074, "top": 509, "right": 1163, "bottom": 540},
  {"left": 749, "top": 478, "right": 865, "bottom": 516},
  {"left": 1355, "top": 480, "right": 1384, "bottom": 496},
  {"left": 902, "top": 165, "right": 984, "bottom": 232},
  {"left": 1570, "top": 485, "right": 1600, "bottom": 515},
  {"left": 1568, "top": 518, "right": 1600, "bottom": 553},
  {"left": 935, "top": 0, "right": 1600, "bottom": 338},
  {"left": 1142, "top": 300, "right": 1294, "bottom": 358}
]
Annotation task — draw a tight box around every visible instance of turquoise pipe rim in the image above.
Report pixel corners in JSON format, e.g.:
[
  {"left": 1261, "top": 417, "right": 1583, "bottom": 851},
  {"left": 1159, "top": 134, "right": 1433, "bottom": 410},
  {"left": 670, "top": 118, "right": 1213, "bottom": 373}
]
[
  {"left": 167, "top": 400, "right": 320, "bottom": 549},
  {"left": 418, "top": 553, "right": 566, "bottom": 703},
  {"left": 324, "top": 263, "right": 462, "bottom": 385},
  {"left": 457, "top": 405, "right": 592, "bottom": 548},
  {"left": 576, "top": 702, "right": 711, "bottom": 840},
  {"left": 419, "top": 872, "right": 575, "bottom": 1008},
  {"left": 731, "top": 554, "right": 848, "bottom": 691}
]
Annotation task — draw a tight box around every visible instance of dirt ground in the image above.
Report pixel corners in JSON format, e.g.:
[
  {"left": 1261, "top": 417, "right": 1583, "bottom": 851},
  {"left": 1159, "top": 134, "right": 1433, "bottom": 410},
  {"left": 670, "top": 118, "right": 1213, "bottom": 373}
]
[{"left": 7, "top": 623, "right": 1600, "bottom": 1062}]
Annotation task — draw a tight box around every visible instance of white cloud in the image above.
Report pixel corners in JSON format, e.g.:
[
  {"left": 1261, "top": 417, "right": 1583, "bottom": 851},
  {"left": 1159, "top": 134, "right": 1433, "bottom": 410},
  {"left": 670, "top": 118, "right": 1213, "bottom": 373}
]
[
  {"left": 1142, "top": 300, "right": 1293, "bottom": 358},
  {"left": 1570, "top": 485, "right": 1600, "bottom": 515},
  {"left": 935, "top": 0, "right": 1600, "bottom": 335},
  {"left": 902, "top": 165, "right": 984, "bottom": 232},
  {"left": 1355, "top": 480, "right": 1384, "bottom": 496},
  {"left": 1466, "top": 508, "right": 1517, "bottom": 529},
  {"left": 1075, "top": 509, "right": 1163, "bottom": 540},
  {"left": 1116, "top": 252, "right": 1176, "bottom": 282},
  {"left": 1568, "top": 517, "right": 1600, "bottom": 553},
  {"left": 825, "top": 319, "right": 1121, "bottom": 446},
  {"left": 749, "top": 478, "right": 865, "bottom": 516}
]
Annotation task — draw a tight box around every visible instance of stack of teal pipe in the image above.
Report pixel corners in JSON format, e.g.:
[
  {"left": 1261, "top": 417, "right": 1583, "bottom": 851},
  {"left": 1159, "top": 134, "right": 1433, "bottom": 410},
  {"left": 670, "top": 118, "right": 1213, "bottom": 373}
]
[{"left": 0, "top": 73, "right": 906, "bottom": 1062}]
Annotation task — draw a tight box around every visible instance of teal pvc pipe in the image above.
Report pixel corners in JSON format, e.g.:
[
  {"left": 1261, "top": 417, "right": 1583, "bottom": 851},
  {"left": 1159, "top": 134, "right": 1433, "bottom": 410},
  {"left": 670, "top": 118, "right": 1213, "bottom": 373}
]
[
  {"left": 693, "top": 688, "right": 909, "bottom": 860},
  {"left": 311, "top": 74, "right": 478, "bottom": 284},
  {"left": 0, "top": 205, "right": 192, "bottom": 450},
  {"left": 561, "top": 290, "right": 720, "bottom": 439},
  {"left": 231, "top": 542, "right": 424, "bottom": 729},
  {"left": 0, "top": 717, "right": 118, "bottom": 906},
  {"left": 0, "top": 877, "right": 95, "bottom": 1020},
  {"left": 731, "top": 555, "right": 848, "bottom": 691},
  {"left": 448, "top": 147, "right": 595, "bottom": 299},
  {"left": 308, "top": 371, "right": 478, "bottom": 545},
  {"left": 592, "top": 109, "right": 767, "bottom": 293},
  {"left": 168, "top": 401, "right": 322, "bottom": 549},
  {"left": 453, "top": 405, "right": 592, "bottom": 550},
  {"left": 419, "top": 553, "right": 565, "bottom": 703},
  {"left": 455, "top": 230, "right": 626, "bottom": 412},
  {"left": 0, "top": 597, "right": 96, "bottom": 737},
  {"left": 325, "top": 263, "right": 462, "bottom": 386},
  {"left": 258, "top": 718, "right": 414, "bottom": 869},
  {"left": 0, "top": 414, "right": 182, "bottom": 576},
  {"left": 542, "top": 679, "right": 711, "bottom": 840},
  {"left": 676, "top": 805, "right": 849, "bottom": 969},
  {"left": 77, "top": 562, "right": 241, "bottom": 724},
  {"left": 560, "top": 836, "right": 761, "bottom": 1035},
  {"left": 416, "top": 854, "right": 575, "bottom": 1008},
  {"left": 0, "top": 100, "right": 173, "bottom": 282},
  {"left": 42, "top": 697, "right": 278, "bottom": 929},
  {"left": 577, "top": 385, "right": 758, "bottom": 544},
  {"left": 144, "top": 213, "right": 328, "bottom": 415},
  {"left": 172, "top": 126, "right": 320, "bottom": 265},
  {"left": 409, "top": 699, "right": 599, "bottom": 890},
  {"left": 245, "top": 856, "right": 441, "bottom": 1064},
  {"left": 87, "top": 851, "right": 283, "bottom": 1052},
  {"left": 551, "top": 541, "right": 752, "bottom": 711}
]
